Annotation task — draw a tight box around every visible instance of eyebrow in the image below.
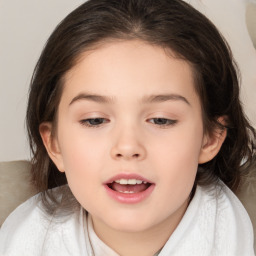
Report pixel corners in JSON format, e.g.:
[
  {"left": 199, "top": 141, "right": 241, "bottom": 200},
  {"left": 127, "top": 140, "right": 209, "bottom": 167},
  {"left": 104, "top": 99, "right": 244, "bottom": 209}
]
[
  {"left": 69, "top": 92, "right": 190, "bottom": 106},
  {"left": 142, "top": 94, "right": 190, "bottom": 105},
  {"left": 69, "top": 93, "right": 115, "bottom": 105}
]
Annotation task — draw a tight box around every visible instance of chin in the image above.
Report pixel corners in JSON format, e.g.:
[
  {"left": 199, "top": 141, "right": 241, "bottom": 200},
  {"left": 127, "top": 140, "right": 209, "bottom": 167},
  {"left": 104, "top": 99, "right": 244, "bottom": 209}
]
[{"left": 102, "top": 212, "right": 160, "bottom": 233}]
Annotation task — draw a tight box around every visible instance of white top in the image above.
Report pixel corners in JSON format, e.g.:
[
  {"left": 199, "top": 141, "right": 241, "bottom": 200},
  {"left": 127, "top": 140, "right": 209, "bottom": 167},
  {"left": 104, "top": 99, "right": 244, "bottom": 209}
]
[{"left": 0, "top": 183, "right": 255, "bottom": 256}]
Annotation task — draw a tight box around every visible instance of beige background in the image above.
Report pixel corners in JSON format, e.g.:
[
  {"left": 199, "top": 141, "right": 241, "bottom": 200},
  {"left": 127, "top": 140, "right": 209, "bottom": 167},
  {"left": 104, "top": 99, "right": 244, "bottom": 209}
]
[
  {"left": 0, "top": 0, "right": 255, "bottom": 161},
  {"left": 0, "top": 0, "right": 82, "bottom": 161}
]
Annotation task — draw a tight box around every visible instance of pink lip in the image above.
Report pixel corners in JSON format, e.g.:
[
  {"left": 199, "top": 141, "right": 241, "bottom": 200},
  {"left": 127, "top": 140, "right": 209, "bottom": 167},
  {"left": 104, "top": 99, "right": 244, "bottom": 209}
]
[{"left": 103, "top": 173, "right": 155, "bottom": 204}]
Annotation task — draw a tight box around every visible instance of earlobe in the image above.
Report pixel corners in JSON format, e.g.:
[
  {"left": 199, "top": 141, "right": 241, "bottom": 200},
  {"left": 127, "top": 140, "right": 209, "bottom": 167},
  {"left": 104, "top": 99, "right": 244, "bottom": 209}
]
[
  {"left": 39, "top": 122, "right": 65, "bottom": 172},
  {"left": 198, "top": 123, "right": 227, "bottom": 164}
]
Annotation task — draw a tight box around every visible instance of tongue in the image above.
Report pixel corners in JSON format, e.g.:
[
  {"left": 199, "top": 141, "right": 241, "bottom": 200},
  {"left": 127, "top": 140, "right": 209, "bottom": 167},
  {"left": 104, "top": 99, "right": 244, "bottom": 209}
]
[{"left": 111, "top": 183, "right": 149, "bottom": 193}]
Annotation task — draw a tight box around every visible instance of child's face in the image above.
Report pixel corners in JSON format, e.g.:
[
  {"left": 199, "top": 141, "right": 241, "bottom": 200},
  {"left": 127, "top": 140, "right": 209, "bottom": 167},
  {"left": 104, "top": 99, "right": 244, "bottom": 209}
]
[{"left": 43, "top": 40, "right": 215, "bottom": 234}]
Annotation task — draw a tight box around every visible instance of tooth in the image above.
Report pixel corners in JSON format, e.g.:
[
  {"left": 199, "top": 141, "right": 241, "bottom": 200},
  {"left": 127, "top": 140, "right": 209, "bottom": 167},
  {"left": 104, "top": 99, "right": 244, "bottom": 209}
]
[
  {"left": 115, "top": 179, "right": 147, "bottom": 185},
  {"left": 120, "top": 179, "right": 128, "bottom": 185},
  {"left": 123, "top": 191, "right": 129, "bottom": 193},
  {"left": 128, "top": 179, "right": 136, "bottom": 185}
]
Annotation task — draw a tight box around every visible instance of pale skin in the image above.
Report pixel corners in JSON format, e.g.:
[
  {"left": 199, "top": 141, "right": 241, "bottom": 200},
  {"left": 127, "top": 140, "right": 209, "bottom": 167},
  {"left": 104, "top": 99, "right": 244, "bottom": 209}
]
[{"left": 40, "top": 40, "right": 226, "bottom": 256}]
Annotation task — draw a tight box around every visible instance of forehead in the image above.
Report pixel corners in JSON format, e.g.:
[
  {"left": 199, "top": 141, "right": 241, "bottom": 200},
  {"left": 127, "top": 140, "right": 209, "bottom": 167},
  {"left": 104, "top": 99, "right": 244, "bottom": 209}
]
[{"left": 61, "top": 40, "right": 199, "bottom": 106}]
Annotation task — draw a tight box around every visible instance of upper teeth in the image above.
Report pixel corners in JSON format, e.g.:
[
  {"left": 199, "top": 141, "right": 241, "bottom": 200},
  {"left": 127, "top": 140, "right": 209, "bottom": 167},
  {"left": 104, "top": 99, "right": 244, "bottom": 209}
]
[{"left": 114, "top": 179, "right": 147, "bottom": 185}]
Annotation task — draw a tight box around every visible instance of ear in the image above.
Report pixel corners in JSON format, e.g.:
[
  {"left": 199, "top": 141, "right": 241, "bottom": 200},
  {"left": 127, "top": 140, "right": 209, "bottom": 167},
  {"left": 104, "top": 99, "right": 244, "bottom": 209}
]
[
  {"left": 198, "top": 117, "right": 227, "bottom": 164},
  {"left": 39, "top": 122, "right": 65, "bottom": 172}
]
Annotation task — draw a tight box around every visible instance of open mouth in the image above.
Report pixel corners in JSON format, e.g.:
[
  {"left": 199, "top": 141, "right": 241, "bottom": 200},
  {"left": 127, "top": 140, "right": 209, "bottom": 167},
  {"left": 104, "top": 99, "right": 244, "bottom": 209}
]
[{"left": 107, "top": 179, "right": 152, "bottom": 194}]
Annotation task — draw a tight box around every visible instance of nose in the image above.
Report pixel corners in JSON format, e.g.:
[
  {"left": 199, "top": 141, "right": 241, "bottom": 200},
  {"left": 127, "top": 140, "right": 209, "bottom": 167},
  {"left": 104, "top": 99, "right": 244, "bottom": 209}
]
[{"left": 110, "top": 129, "right": 146, "bottom": 161}]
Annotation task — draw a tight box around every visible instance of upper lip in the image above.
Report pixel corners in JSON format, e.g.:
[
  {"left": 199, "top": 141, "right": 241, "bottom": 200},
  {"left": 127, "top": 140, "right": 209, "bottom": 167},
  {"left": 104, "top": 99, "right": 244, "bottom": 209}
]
[{"left": 104, "top": 173, "right": 153, "bottom": 184}]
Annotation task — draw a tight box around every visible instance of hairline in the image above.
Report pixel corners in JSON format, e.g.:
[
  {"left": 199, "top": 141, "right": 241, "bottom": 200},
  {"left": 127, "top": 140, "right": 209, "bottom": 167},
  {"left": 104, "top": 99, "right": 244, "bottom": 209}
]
[{"left": 49, "top": 38, "right": 208, "bottom": 138}]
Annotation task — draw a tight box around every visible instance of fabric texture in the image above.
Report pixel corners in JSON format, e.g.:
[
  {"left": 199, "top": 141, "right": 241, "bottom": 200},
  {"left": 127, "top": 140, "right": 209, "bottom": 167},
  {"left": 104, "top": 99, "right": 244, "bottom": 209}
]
[{"left": 0, "top": 182, "right": 254, "bottom": 256}]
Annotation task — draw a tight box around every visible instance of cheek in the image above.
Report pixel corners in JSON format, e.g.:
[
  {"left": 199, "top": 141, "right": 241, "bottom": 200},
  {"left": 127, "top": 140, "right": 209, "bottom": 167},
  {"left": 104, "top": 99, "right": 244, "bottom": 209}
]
[
  {"left": 151, "top": 120, "right": 203, "bottom": 185},
  {"left": 57, "top": 129, "right": 106, "bottom": 210},
  {"left": 58, "top": 123, "right": 105, "bottom": 164},
  {"left": 56, "top": 122, "right": 108, "bottom": 189},
  {"left": 148, "top": 127, "right": 203, "bottom": 213}
]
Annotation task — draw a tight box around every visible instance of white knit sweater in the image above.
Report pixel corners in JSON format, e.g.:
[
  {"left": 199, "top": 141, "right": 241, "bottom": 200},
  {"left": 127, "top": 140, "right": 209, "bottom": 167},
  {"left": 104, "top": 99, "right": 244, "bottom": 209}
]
[{"left": 0, "top": 183, "right": 254, "bottom": 256}]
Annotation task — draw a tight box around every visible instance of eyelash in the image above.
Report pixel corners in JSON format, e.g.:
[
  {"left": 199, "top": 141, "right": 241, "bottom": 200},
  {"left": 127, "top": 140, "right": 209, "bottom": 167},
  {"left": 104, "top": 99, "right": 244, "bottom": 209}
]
[
  {"left": 148, "top": 118, "right": 177, "bottom": 127},
  {"left": 79, "top": 117, "right": 177, "bottom": 128}
]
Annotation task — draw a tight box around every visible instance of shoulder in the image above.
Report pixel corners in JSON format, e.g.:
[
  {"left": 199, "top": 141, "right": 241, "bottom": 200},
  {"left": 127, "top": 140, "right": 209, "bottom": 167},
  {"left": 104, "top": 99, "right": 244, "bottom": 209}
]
[
  {"left": 199, "top": 182, "right": 255, "bottom": 255},
  {"left": 200, "top": 181, "right": 253, "bottom": 225},
  {"left": 0, "top": 188, "right": 88, "bottom": 256},
  {"left": 160, "top": 182, "right": 255, "bottom": 255},
  {"left": 0, "top": 193, "right": 52, "bottom": 255},
  {"left": 198, "top": 182, "right": 253, "bottom": 230}
]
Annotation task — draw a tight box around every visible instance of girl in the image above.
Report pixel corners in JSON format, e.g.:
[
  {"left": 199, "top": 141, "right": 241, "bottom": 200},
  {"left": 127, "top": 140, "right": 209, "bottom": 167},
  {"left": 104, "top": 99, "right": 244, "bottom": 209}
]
[{"left": 0, "top": 0, "right": 255, "bottom": 255}]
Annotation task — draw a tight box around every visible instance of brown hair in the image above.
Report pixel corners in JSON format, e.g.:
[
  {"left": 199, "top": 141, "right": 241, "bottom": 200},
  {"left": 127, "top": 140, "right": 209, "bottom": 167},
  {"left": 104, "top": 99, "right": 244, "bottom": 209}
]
[{"left": 26, "top": 0, "right": 256, "bottom": 214}]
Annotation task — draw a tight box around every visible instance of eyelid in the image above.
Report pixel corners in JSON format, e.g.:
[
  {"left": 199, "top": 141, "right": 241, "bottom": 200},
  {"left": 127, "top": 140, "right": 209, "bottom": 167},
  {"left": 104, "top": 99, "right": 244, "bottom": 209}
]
[
  {"left": 78, "top": 114, "right": 178, "bottom": 129},
  {"left": 79, "top": 117, "right": 110, "bottom": 128},
  {"left": 147, "top": 117, "right": 178, "bottom": 128}
]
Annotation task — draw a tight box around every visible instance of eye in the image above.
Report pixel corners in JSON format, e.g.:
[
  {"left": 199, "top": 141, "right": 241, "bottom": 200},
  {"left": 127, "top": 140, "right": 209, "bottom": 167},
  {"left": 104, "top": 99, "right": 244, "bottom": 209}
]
[
  {"left": 148, "top": 118, "right": 177, "bottom": 127},
  {"left": 79, "top": 118, "right": 109, "bottom": 128}
]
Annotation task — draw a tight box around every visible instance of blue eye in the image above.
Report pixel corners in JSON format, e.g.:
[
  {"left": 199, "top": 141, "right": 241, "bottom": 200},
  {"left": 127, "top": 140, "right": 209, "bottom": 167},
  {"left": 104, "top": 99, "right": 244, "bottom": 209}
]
[
  {"left": 148, "top": 118, "right": 177, "bottom": 127},
  {"left": 80, "top": 118, "right": 108, "bottom": 127}
]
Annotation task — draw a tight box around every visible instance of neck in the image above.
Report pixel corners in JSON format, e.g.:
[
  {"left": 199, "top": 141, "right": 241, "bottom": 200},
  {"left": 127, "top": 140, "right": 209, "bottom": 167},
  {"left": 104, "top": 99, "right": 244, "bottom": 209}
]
[{"left": 91, "top": 201, "right": 188, "bottom": 256}]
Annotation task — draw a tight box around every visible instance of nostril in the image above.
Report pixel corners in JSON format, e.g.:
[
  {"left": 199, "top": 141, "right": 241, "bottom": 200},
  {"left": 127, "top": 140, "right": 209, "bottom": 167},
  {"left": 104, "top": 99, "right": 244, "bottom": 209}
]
[
  {"left": 114, "top": 152, "right": 142, "bottom": 159},
  {"left": 116, "top": 153, "right": 140, "bottom": 158}
]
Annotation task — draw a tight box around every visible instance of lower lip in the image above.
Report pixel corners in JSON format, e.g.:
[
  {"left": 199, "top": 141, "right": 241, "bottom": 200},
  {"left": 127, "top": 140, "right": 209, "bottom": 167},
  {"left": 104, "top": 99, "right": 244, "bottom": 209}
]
[{"left": 104, "top": 184, "right": 155, "bottom": 204}]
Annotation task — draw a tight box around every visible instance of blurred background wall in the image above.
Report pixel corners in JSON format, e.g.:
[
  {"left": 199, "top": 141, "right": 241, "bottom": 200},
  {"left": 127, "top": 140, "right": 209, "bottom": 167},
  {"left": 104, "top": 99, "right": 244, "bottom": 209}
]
[{"left": 0, "top": 0, "right": 83, "bottom": 161}]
